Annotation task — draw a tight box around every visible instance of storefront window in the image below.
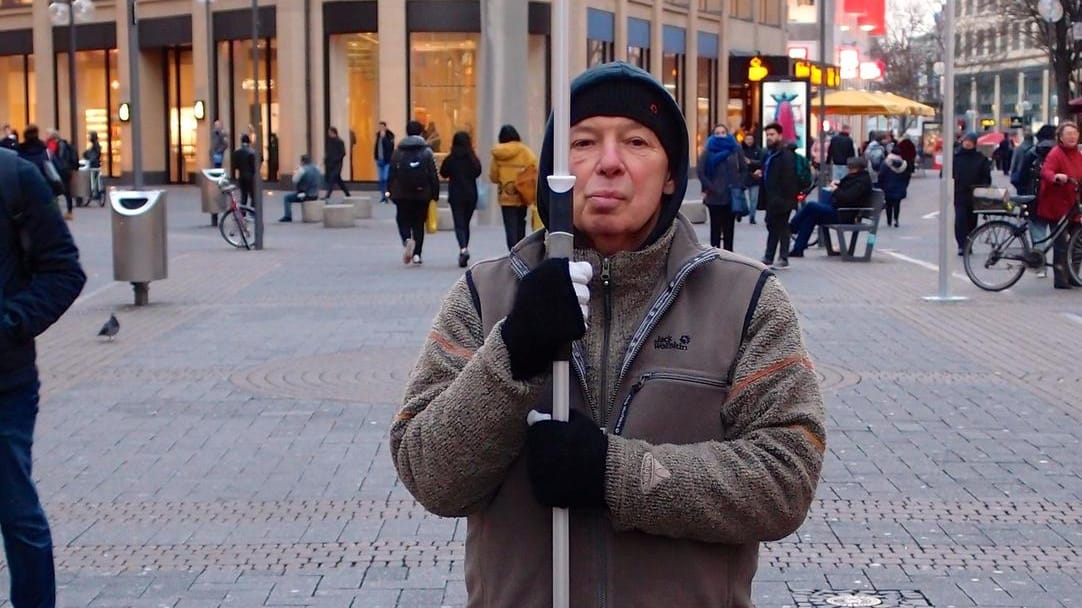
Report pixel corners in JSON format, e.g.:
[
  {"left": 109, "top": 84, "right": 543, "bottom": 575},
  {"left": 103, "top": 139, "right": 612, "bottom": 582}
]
[
  {"left": 410, "top": 33, "right": 479, "bottom": 152},
  {"left": 219, "top": 39, "right": 278, "bottom": 180},
  {"left": 663, "top": 53, "right": 685, "bottom": 105},
  {"left": 165, "top": 47, "right": 196, "bottom": 183},
  {"left": 696, "top": 57, "right": 716, "bottom": 151},
  {"left": 56, "top": 49, "right": 120, "bottom": 177},
  {"left": 328, "top": 33, "right": 379, "bottom": 182},
  {"left": 627, "top": 47, "right": 650, "bottom": 70},
  {"left": 587, "top": 40, "right": 614, "bottom": 67},
  {"left": 0, "top": 55, "right": 31, "bottom": 133}
]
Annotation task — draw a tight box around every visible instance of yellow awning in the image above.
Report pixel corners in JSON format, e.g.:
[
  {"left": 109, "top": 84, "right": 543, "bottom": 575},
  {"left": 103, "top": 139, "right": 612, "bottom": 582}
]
[
  {"left": 876, "top": 92, "right": 937, "bottom": 117},
  {"left": 821, "top": 90, "right": 911, "bottom": 115}
]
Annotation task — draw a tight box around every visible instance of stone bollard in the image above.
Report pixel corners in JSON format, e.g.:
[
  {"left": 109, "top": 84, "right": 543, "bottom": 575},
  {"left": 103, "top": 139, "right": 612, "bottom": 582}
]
[
  {"left": 681, "top": 199, "right": 707, "bottom": 224},
  {"left": 301, "top": 199, "right": 323, "bottom": 223},
  {"left": 323, "top": 204, "right": 355, "bottom": 228},
  {"left": 436, "top": 206, "right": 454, "bottom": 231},
  {"left": 345, "top": 196, "right": 372, "bottom": 219}
]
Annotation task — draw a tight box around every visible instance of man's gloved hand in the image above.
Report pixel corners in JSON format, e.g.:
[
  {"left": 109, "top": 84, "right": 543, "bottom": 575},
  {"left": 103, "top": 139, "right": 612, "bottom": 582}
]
[
  {"left": 525, "top": 409, "right": 608, "bottom": 509},
  {"left": 500, "top": 258, "right": 592, "bottom": 380}
]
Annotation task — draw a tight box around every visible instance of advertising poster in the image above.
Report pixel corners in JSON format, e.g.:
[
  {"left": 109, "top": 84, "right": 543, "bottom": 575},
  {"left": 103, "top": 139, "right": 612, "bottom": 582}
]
[
  {"left": 760, "top": 80, "right": 811, "bottom": 157},
  {"left": 922, "top": 121, "right": 943, "bottom": 170}
]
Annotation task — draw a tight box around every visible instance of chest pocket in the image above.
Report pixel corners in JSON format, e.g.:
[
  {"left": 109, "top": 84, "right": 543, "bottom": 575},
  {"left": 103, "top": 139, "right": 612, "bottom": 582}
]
[{"left": 612, "top": 370, "right": 730, "bottom": 445}]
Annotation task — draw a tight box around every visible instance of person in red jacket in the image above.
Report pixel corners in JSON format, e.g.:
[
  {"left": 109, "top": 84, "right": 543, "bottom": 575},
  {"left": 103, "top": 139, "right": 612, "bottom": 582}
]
[{"left": 1038, "top": 121, "right": 1082, "bottom": 289}]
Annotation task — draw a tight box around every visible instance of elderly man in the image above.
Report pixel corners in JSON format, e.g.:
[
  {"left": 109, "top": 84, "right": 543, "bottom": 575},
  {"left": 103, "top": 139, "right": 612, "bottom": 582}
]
[{"left": 390, "top": 62, "right": 825, "bottom": 607}]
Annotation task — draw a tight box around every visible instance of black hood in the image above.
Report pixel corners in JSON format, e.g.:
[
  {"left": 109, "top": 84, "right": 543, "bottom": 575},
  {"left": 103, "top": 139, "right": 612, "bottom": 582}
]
[{"left": 536, "top": 62, "right": 689, "bottom": 249}]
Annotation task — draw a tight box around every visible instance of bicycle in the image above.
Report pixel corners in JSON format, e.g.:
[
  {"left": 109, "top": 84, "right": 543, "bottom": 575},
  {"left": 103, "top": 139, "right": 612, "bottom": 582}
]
[
  {"left": 962, "top": 183, "right": 1082, "bottom": 291},
  {"left": 216, "top": 176, "right": 256, "bottom": 250}
]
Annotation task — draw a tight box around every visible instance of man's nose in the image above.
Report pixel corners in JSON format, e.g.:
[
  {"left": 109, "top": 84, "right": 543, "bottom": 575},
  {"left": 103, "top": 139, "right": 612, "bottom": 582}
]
[{"left": 596, "top": 139, "right": 623, "bottom": 175}]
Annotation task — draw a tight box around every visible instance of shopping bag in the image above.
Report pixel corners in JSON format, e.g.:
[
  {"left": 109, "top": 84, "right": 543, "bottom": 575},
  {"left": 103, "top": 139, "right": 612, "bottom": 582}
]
[{"left": 426, "top": 200, "right": 438, "bottom": 234}]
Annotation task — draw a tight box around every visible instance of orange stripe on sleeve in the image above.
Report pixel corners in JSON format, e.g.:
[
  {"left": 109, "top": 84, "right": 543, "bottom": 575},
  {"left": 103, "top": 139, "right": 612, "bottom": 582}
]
[
  {"left": 729, "top": 354, "right": 814, "bottom": 400},
  {"left": 429, "top": 331, "right": 476, "bottom": 361}
]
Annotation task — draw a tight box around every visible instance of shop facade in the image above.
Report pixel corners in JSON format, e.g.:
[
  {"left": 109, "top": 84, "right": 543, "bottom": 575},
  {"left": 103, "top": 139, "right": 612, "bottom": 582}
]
[{"left": 0, "top": 0, "right": 787, "bottom": 186}]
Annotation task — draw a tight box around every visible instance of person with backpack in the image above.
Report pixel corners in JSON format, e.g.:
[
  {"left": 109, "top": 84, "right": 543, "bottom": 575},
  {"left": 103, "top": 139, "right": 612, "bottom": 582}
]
[
  {"left": 46, "top": 130, "right": 77, "bottom": 221},
  {"left": 863, "top": 131, "right": 887, "bottom": 186},
  {"left": 17, "top": 125, "right": 64, "bottom": 207},
  {"left": 790, "top": 142, "right": 815, "bottom": 193},
  {"left": 489, "top": 124, "right": 539, "bottom": 251},
  {"left": 696, "top": 124, "right": 746, "bottom": 252},
  {"left": 755, "top": 122, "right": 799, "bottom": 268},
  {"left": 389, "top": 120, "right": 439, "bottom": 265},
  {"left": 440, "top": 131, "right": 483, "bottom": 268},
  {"left": 0, "top": 146, "right": 87, "bottom": 608}
]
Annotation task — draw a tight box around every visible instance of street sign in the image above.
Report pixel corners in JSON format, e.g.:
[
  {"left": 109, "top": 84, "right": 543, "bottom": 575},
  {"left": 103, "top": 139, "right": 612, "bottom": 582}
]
[{"left": 1009, "top": 115, "right": 1025, "bottom": 129}]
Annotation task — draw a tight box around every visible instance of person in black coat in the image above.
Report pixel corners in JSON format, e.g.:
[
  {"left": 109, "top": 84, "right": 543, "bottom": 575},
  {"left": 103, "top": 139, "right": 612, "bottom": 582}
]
[
  {"left": 826, "top": 127, "right": 856, "bottom": 182},
  {"left": 323, "top": 126, "right": 350, "bottom": 200},
  {"left": 231, "top": 134, "right": 258, "bottom": 208},
  {"left": 953, "top": 132, "right": 993, "bottom": 254},
  {"left": 789, "top": 156, "right": 873, "bottom": 256},
  {"left": 742, "top": 134, "right": 764, "bottom": 224},
  {"left": 696, "top": 124, "right": 747, "bottom": 252},
  {"left": 374, "top": 122, "right": 396, "bottom": 203},
  {"left": 439, "top": 131, "right": 483, "bottom": 267},
  {"left": 0, "top": 150, "right": 86, "bottom": 606},
  {"left": 756, "top": 122, "right": 799, "bottom": 267}
]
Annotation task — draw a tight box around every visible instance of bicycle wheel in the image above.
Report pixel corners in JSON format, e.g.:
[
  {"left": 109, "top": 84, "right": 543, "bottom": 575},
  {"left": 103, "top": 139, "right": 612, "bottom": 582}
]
[
  {"left": 963, "top": 220, "right": 1027, "bottom": 291},
  {"left": 219, "top": 207, "right": 255, "bottom": 249},
  {"left": 1068, "top": 226, "right": 1082, "bottom": 286}
]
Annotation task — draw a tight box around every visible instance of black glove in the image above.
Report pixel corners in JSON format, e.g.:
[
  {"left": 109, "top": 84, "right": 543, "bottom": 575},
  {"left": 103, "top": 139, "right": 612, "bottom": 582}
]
[
  {"left": 526, "top": 410, "right": 608, "bottom": 509},
  {"left": 500, "top": 258, "right": 586, "bottom": 380}
]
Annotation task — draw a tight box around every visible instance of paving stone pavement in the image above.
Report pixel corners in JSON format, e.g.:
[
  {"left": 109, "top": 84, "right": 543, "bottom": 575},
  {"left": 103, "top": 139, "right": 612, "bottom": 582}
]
[{"left": 1, "top": 177, "right": 1080, "bottom": 607}]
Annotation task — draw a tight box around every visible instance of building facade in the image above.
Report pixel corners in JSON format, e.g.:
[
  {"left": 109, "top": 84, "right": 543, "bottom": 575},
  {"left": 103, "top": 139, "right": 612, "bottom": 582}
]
[
  {"left": 953, "top": 0, "right": 1052, "bottom": 132},
  {"left": 0, "top": 0, "right": 788, "bottom": 186}
]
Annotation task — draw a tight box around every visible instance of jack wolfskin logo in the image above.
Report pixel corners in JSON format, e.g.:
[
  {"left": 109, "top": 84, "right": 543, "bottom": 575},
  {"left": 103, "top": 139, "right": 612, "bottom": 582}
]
[
  {"left": 640, "top": 452, "right": 671, "bottom": 494},
  {"left": 654, "top": 335, "right": 691, "bottom": 351}
]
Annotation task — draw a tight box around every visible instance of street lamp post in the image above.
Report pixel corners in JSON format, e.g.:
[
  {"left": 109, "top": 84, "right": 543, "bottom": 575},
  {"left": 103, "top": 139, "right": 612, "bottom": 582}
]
[
  {"left": 49, "top": 0, "right": 95, "bottom": 148},
  {"left": 251, "top": 0, "right": 264, "bottom": 250}
]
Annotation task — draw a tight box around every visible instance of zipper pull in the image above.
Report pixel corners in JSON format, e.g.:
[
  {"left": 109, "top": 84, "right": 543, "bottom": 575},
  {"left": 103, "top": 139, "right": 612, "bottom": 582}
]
[{"left": 601, "top": 258, "right": 611, "bottom": 288}]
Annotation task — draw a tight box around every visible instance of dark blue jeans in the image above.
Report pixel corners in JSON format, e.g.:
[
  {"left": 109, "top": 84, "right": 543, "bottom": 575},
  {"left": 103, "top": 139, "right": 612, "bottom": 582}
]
[
  {"left": 0, "top": 379, "right": 55, "bottom": 608},
  {"left": 790, "top": 201, "right": 838, "bottom": 254}
]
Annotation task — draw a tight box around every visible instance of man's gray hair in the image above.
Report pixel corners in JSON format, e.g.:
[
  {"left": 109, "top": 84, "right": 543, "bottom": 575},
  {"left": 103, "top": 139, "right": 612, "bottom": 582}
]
[{"left": 846, "top": 156, "right": 867, "bottom": 170}]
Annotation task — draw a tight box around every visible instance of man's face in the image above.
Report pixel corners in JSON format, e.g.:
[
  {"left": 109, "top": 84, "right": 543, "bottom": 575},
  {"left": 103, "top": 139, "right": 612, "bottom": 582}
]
[
  {"left": 765, "top": 128, "right": 782, "bottom": 147},
  {"left": 745, "top": 136, "right": 756, "bottom": 147},
  {"left": 378, "top": 123, "right": 386, "bottom": 132},
  {"left": 962, "top": 139, "right": 976, "bottom": 150},
  {"left": 569, "top": 116, "right": 674, "bottom": 254}
]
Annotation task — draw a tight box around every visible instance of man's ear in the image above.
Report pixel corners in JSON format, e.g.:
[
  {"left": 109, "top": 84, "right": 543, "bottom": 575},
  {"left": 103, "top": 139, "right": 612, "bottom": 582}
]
[{"left": 663, "top": 173, "right": 676, "bottom": 195}]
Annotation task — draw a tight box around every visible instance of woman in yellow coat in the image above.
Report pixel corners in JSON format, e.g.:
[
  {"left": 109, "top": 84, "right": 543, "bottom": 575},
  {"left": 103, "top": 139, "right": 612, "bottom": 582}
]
[{"left": 489, "top": 124, "right": 538, "bottom": 251}]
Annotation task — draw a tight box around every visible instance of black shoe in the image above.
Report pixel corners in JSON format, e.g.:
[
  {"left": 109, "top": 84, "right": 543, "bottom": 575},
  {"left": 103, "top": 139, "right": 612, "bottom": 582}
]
[
  {"left": 760, "top": 258, "right": 773, "bottom": 266},
  {"left": 458, "top": 250, "right": 470, "bottom": 268},
  {"left": 1055, "top": 281, "right": 1073, "bottom": 289},
  {"left": 957, "top": 248, "right": 965, "bottom": 257},
  {"left": 772, "top": 259, "right": 790, "bottom": 269},
  {"left": 788, "top": 249, "right": 804, "bottom": 258},
  {"left": 278, "top": 216, "right": 292, "bottom": 222},
  {"left": 894, "top": 222, "right": 900, "bottom": 228}
]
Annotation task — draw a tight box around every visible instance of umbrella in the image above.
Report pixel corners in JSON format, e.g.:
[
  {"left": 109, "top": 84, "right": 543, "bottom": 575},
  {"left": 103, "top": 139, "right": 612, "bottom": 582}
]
[
  {"left": 546, "top": 0, "right": 574, "bottom": 606},
  {"left": 977, "top": 131, "right": 1005, "bottom": 146},
  {"left": 877, "top": 92, "right": 937, "bottom": 117},
  {"left": 822, "top": 89, "right": 910, "bottom": 115}
]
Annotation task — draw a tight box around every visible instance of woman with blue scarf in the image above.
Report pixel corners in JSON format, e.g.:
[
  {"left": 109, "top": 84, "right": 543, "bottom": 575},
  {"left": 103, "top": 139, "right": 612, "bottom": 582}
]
[{"left": 696, "top": 124, "right": 748, "bottom": 251}]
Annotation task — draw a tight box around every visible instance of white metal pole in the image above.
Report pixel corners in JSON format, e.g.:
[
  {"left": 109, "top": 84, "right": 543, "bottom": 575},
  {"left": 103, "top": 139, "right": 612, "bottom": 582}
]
[
  {"left": 924, "top": 0, "right": 966, "bottom": 302},
  {"left": 547, "top": 0, "right": 575, "bottom": 606}
]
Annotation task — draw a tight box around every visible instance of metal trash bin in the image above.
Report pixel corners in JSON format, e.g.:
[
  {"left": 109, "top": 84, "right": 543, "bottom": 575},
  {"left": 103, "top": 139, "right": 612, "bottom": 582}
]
[
  {"left": 111, "top": 190, "right": 167, "bottom": 306},
  {"left": 198, "top": 168, "right": 228, "bottom": 214}
]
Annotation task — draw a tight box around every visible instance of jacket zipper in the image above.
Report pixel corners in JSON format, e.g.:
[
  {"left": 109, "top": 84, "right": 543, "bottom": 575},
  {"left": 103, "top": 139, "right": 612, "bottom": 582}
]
[
  {"left": 597, "top": 257, "right": 611, "bottom": 608},
  {"left": 612, "top": 371, "right": 729, "bottom": 436}
]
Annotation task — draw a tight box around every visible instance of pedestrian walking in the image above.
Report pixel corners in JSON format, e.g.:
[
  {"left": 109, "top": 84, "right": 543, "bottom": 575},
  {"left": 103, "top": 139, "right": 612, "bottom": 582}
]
[
  {"left": 1037, "top": 122, "right": 1082, "bottom": 289},
  {"left": 879, "top": 152, "right": 909, "bottom": 227},
  {"left": 388, "top": 120, "right": 439, "bottom": 265},
  {"left": 696, "top": 124, "right": 746, "bottom": 251},
  {"left": 45, "top": 130, "right": 77, "bottom": 221},
  {"left": 210, "top": 119, "right": 228, "bottom": 169},
  {"left": 231, "top": 134, "right": 257, "bottom": 208},
  {"left": 391, "top": 62, "right": 825, "bottom": 608},
  {"left": 994, "top": 135, "right": 1014, "bottom": 175},
  {"left": 826, "top": 125, "right": 856, "bottom": 182},
  {"left": 756, "top": 122, "right": 799, "bottom": 268},
  {"left": 1010, "top": 131, "right": 1035, "bottom": 192},
  {"left": 80, "top": 131, "right": 103, "bottom": 204},
  {"left": 374, "top": 121, "right": 395, "bottom": 203},
  {"left": 17, "top": 126, "right": 64, "bottom": 201},
  {"left": 278, "top": 154, "right": 322, "bottom": 222},
  {"left": 0, "top": 146, "right": 87, "bottom": 608},
  {"left": 952, "top": 132, "right": 993, "bottom": 256},
  {"left": 489, "top": 124, "right": 538, "bottom": 251},
  {"left": 439, "top": 131, "right": 483, "bottom": 267},
  {"left": 863, "top": 131, "right": 887, "bottom": 186},
  {"left": 895, "top": 136, "right": 917, "bottom": 178},
  {"left": 323, "top": 127, "right": 350, "bottom": 200},
  {"left": 742, "top": 133, "right": 764, "bottom": 224}
]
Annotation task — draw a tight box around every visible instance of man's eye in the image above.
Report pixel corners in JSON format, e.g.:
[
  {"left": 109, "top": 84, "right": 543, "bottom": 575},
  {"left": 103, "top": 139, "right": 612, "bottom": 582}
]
[
  {"left": 572, "top": 139, "right": 594, "bottom": 149},
  {"left": 627, "top": 137, "right": 651, "bottom": 147}
]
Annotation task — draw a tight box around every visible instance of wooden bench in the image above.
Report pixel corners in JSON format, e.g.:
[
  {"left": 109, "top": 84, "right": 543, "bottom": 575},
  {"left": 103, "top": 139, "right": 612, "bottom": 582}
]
[{"left": 822, "top": 189, "right": 885, "bottom": 262}]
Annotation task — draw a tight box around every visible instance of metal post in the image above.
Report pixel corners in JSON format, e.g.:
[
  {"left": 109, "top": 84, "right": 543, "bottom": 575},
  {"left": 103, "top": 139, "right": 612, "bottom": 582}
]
[
  {"left": 68, "top": 4, "right": 78, "bottom": 154},
  {"left": 251, "top": 0, "right": 264, "bottom": 250},
  {"left": 128, "top": 0, "right": 143, "bottom": 189},
  {"left": 206, "top": 0, "right": 216, "bottom": 127},
  {"left": 547, "top": 0, "right": 574, "bottom": 605},
  {"left": 816, "top": 0, "right": 827, "bottom": 181},
  {"left": 923, "top": 0, "right": 966, "bottom": 303}
]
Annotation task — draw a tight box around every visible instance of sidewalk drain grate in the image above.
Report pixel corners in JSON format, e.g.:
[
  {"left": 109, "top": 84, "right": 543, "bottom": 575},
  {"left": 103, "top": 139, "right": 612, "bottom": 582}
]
[{"left": 792, "top": 590, "right": 932, "bottom": 607}]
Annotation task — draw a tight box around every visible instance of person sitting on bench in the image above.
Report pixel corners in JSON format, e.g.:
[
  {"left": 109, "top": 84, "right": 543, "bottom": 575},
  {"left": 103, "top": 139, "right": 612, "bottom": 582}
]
[
  {"left": 280, "top": 154, "right": 323, "bottom": 222},
  {"left": 789, "top": 156, "right": 873, "bottom": 257}
]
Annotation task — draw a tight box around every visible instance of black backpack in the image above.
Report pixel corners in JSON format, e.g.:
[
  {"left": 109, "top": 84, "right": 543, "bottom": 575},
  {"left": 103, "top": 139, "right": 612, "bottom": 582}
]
[{"left": 393, "top": 146, "right": 433, "bottom": 200}]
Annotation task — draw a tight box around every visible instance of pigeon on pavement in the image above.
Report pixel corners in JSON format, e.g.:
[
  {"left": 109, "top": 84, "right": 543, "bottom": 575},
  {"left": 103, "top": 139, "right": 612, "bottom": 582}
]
[{"left": 98, "top": 314, "right": 119, "bottom": 341}]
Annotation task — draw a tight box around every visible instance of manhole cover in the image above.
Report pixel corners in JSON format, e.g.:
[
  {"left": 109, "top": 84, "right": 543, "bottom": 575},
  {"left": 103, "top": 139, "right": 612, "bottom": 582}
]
[
  {"left": 826, "top": 596, "right": 882, "bottom": 607},
  {"left": 792, "top": 590, "right": 932, "bottom": 608}
]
